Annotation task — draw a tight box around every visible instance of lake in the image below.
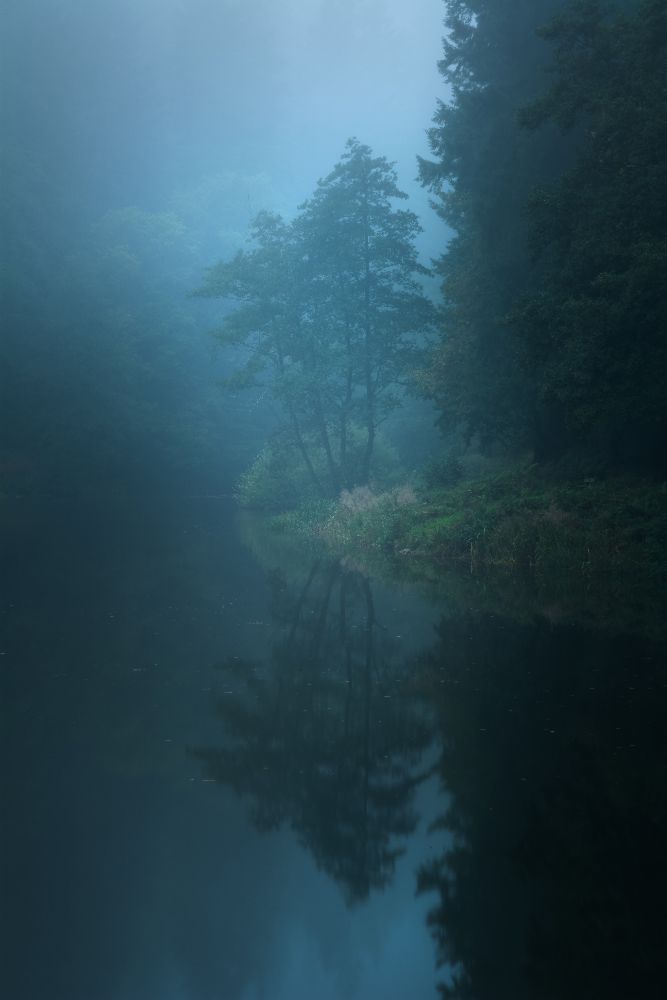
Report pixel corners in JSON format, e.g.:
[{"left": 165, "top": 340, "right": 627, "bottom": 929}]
[{"left": 2, "top": 495, "right": 665, "bottom": 999}]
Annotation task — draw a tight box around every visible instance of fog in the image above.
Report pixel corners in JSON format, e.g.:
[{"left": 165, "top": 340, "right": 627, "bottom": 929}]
[
  {"left": 1, "top": 0, "right": 446, "bottom": 497},
  {"left": 2, "top": 0, "right": 444, "bottom": 223},
  {"left": 3, "top": 5, "right": 667, "bottom": 999}
]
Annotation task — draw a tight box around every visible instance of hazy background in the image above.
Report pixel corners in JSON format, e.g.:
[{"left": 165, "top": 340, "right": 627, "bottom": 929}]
[
  {"left": 1, "top": 0, "right": 446, "bottom": 495},
  {"left": 1, "top": 0, "right": 445, "bottom": 229},
  {"left": 1, "top": 8, "right": 450, "bottom": 996}
]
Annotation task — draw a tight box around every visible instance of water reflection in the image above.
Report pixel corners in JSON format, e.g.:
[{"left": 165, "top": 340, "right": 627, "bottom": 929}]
[
  {"left": 196, "top": 552, "right": 666, "bottom": 998},
  {"left": 10, "top": 499, "right": 664, "bottom": 997},
  {"left": 416, "top": 614, "right": 667, "bottom": 999},
  {"left": 194, "top": 562, "right": 435, "bottom": 903}
]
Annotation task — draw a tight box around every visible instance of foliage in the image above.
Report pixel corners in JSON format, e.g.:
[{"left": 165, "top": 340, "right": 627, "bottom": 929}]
[
  {"left": 422, "top": 454, "right": 464, "bottom": 489},
  {"left": 197, "top": 139, "right": 436, "bottom": 496},
  {"left": 420, "top": 0, "right": 667, "bottom": 472},
  {"left": 0, "top": 152, "right": 272, "bottom": 497},
  {"left": 513, "top": 0, "right": 667, "bottom": 467},
  {"left": 284, "top": 467, "right": 667, "bottom": 636},
  {"left": 306, "top": 483, "right": 422, "bottom": 556},
  {"left": 235, "top": 425, "right": 403, "bottom": 511},
  {"left": 235, "top": 438, "right": 320, "bottom": 512},
  {"left": 418, "top": 0, "right": 566, "bottom": 453}
]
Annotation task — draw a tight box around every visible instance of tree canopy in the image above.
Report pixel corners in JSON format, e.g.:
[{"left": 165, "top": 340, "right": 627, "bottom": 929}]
[
  {"left": 419, "top": 0, "right": 667, "bottom": 471},
  {"left": 197, "top": 140, "right": 435, "bottom": 496}
]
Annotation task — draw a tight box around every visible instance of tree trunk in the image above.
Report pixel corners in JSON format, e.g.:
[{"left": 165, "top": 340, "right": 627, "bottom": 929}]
[
  {"left": 313, "top": 393, "right": 341, "bottom": 495},
  {"left": 274, "top": 324, "right": 325, "bottom": 496},
  {"left": 361, "top": 198, "right": 375, "bottom": 485},
  {"left": 338, "top": 274, "right": 355, "bottom": 489},
  {"left": 289, "top": 403, "right": 325, "bottom": 495}
]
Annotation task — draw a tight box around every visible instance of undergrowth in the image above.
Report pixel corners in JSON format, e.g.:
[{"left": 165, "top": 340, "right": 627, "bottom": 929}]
[
  {"left": 311, "top": 471, "right": 663, "bottom": 575},
  {"left": 237, "top": 468, "right": 666, "bottom": 638}
]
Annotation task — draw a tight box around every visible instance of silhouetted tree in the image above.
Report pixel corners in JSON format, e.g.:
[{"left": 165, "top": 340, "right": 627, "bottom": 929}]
[
  {"left": 196, "top": 140, "right": 435, "bottom": 494},
  {"left": 415, "top": 611, "right": 667, "bottom": 998},
  {"left": 418, "top": 0, "right": 565, "bottom": 454},
  {"left": 513, "top": 0, "right": 667, "bottom": 470},
  {"left": 420, "top": 0, "right": 666, "bottom": 470},
  {"left": 194, "top": 563, "right": 434, "bottom": 902}
]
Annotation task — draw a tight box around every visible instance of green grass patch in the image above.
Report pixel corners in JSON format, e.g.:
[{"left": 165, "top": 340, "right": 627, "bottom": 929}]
[{"left": 240, "top": 466, "right": 666, "bottom": 638}]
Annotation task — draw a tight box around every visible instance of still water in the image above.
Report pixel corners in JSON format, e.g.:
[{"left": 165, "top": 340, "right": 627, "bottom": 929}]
[{"left": 2, "top": 497, "right": 665, "bottom": 999}]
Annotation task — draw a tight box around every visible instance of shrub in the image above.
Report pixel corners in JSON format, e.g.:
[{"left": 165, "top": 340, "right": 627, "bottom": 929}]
[
  {"left": 235, "top": 427, "right": 402, "bottom": 511},
  {"left": 421, "top": 454, "right": 463, "bottom": 490}
]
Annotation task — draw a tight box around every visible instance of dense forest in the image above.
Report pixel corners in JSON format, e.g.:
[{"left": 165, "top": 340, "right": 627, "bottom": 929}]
[
  {"left": 192, "top": 0, "right": 666, "bottom": 514},
  {"left": 419, "top": 0, "right": 666, "bottom": 472},
  {"left": 0, "top": 157, "right": 276, "bottom": 499},
  {"left": 2, "top": 0, "right": 665, "bottom": 505},
  {"left": 2, "top": 3, "right": 666, "bottom": 999}
]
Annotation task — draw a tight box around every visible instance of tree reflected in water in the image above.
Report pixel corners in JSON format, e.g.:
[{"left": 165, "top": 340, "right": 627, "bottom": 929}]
[
  {"left": 194, "top": 560, "right": 666, "bottom": 996},
  {"left": 194, "top": 562, "right": 434, "bottom": 902},
  {"left": 416, "top": 613, "right": 667, "bottom": 999}
]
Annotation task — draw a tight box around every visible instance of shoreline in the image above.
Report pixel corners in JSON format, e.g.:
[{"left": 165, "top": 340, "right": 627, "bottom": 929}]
[{"left": 240, "top": 469, "right": 667, "bottom": 640}]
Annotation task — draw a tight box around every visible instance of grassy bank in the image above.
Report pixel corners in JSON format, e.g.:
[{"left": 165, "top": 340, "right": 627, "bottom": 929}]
[{"left": 261, "top": 468, "right": 666, "bottom": 636}]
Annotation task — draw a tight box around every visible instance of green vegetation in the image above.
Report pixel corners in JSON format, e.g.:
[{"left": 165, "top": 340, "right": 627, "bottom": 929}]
[
  {"left": 214, "top": 0, "right": 667, "bottom": 636},
  {"left": 311, "top": 470, "right": 665, "bottom": 576},
  {"left": 0, "top": 162, "right": 275, "bottom": 499},
  {"left": 234, "top": 426, "right": 402, "bottom": 511},
  {"left": 419, "top": 0, "right": 667, "bottom": 471},
  {"left": 249, "top": 468, "right": 666, "bottom": 638},
  {"left": 196, "top": 140, "right": 435, "bottom": 498}
]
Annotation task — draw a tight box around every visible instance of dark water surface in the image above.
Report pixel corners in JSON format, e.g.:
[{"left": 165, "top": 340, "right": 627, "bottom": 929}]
[{"left": 2, "top": 497, "right": 665, "bottom": 999}]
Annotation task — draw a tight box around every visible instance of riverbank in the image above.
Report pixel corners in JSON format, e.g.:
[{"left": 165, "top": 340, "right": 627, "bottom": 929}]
[{"left": 255, "top": 468, "right": 666, "bottom": 638}]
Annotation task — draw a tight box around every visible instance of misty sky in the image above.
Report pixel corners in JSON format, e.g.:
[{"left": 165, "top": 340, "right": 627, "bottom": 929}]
[{"left": 2, "top": 0, "right": 446, "bottom": 229}]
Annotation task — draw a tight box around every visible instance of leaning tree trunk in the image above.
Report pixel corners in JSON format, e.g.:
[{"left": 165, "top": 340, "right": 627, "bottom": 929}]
[
  {"left": 360, "top": 200, "right": 375, "bottom": 485},
  {"left": 275, "top": 325, "right": 326, "bottom": 496}
]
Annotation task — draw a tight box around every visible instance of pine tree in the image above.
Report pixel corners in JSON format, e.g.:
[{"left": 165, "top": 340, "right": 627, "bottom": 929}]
[{"left": 418, "top": 0, "right": 568, "bottom": 455}]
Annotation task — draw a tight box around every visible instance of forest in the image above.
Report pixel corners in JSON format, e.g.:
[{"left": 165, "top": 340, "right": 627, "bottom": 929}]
[
  {"left": 2, "top": 3, "right": 666, "bottom": 999},
  {"left": 3, "top": 1, "right": 665, "bottom": 517},
  {"left": 188, "top": 0, "right": 667, "bottom": 602},
  {"left": 204, "top": 0, "right": 666, "bottom": 485}
]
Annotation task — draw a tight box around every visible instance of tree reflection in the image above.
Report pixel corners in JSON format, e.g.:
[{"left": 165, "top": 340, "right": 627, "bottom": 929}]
[
  {"left": 416, "top": 613, "right": 667, "bottom": 999},
  {"left": 194, "top": 562, "right": 434, "bottom": 902}
]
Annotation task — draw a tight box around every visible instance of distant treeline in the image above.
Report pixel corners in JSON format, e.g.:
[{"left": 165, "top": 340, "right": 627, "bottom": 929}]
[
  {"left": 3, "top": 0, "right": 664, "bottom": 500},
  {"left": 419, "top": 0, "right": 666, "bottom": 473},
  {"left": 203, "top": 0, "right": 666, "bottom": 494}
]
